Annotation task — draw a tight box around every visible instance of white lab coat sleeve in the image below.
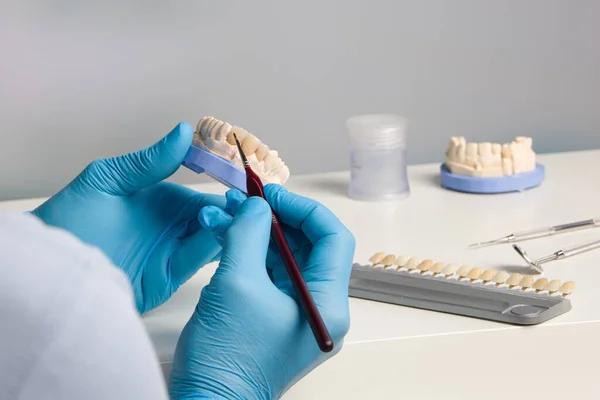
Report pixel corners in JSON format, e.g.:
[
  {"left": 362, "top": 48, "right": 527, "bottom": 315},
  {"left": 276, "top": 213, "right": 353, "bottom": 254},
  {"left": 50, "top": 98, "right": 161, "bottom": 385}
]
[{"left": 0, "top": 211, "right": 169, "bottom": 400}]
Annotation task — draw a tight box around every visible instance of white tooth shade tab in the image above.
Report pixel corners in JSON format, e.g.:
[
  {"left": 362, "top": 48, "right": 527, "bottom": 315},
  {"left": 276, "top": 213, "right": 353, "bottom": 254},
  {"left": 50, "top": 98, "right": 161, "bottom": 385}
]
[
  {"left": 480, "top": 269, "right": 496, "bottom": 282},
  {"left": 194, "top": 116, "right": 290, "bottom": 185},
  {"left": 559, "top": 281, "right": 575, "bottom": 296},
  {"left": 519, "top": 275, "right": 533, "bottom": 290},
  {"left": 394, "top": 255, "right": 411, "bottom": 268},
  {"left": 417, "top": 260, "right": 434, "bottom": 273},
  {"left": 506, "top": 273, "right": 522, "bottom": 287},
  {"left": 467, "top": 267, "right": 482, "bottom": 281},
  {"left": 442, "top": 264, "right": 459, "bottom": 276},
  {"left": 381, "top": 254, "right": 396, "bottom": 267},
  {"left": 456, "top": 265, "right": 471, "bottom": 279},
  {"left": 431, "top": 262, "right": 446, "bottom": 274},
  {"left": 532, "top": 278, "right": 549, "bottom": 292},
  {"left": 369, "top": 252, "right": 386, "bottom": 264},
  {"left": 405, "top": 258, "right": 420, "bottom": 270},
  {"left": 545, "top": 280, "right": 562, "bottom": 293},
  {"left": 492, "top": 271, "right": 509, "bottom": 285}
]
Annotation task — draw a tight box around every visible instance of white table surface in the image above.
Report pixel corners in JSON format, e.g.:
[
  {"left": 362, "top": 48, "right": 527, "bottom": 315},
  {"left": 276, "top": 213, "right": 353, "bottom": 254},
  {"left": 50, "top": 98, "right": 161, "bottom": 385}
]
[{"left": 2, "top": 149, "right": 599, "bottom": 399}]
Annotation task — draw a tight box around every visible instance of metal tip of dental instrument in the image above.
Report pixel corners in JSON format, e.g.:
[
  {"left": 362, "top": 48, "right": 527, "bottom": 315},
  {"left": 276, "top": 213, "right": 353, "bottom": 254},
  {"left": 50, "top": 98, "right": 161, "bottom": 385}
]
[
  {"left": 512, "top": 244, "right": 544, "bottom": 274},
  {"left": 232, "top": 133, "right": 250, "bottom": 167},
  {"left": 468, "top": 236, "right": 511, "bottom": 249}
]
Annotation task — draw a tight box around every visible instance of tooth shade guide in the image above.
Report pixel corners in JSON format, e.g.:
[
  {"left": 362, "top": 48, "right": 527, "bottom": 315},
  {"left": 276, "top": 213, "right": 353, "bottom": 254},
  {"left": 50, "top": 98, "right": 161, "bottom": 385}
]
[
  {"left": 349, "top": 263, "right": 573, "bottom": 325},
  {"left": 364, "top": 251, "right": 566, "bottom": 292},
  {"left": 356, "top": 253, "right": 576, "bottom": 305}
]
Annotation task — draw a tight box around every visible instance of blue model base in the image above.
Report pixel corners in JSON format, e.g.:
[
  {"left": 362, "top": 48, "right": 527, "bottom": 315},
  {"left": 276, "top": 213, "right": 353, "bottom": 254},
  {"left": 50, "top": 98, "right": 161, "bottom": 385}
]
[
  {"left": 439, "top": 163, "right": 545, "bottom": 194},
  {"left": 182, "top": 143, "right": 247, "bottom": 193}
]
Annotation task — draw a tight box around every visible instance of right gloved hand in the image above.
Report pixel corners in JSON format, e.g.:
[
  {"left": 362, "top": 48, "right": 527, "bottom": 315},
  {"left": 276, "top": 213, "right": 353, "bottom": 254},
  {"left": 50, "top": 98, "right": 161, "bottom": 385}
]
[{"left": 169, "top": 185, "right": 355, "bottom": 399}]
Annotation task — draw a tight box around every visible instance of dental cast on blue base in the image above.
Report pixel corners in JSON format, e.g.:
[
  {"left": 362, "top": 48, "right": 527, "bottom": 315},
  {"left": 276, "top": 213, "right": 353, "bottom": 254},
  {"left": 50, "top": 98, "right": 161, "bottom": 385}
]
[{"left": 439, "top": 163, "right": 545, "bottom": 194}]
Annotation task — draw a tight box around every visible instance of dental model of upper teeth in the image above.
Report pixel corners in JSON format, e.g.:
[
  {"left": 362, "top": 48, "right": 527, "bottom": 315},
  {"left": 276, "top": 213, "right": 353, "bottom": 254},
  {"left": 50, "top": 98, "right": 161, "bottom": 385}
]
[
  {"left": 194, "top": 116, "right": 290, "bottom": 185},
  {"left": 445, "top": 136, "right": 536, "bottom": 177}
]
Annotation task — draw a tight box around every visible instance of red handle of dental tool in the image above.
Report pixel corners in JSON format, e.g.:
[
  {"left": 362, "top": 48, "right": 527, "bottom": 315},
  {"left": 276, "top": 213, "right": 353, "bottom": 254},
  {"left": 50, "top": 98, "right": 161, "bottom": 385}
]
[{"left": 243, "top": 165, "right": 334, "bottom": 353}]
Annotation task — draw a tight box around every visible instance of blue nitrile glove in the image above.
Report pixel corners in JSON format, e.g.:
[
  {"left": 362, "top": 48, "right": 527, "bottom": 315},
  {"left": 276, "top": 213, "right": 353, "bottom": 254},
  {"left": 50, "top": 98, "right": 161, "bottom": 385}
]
[
  {"left": 32, "top": 122, "right": 227, "bottom": 313},
  {"left": 169, "top": 185, "right": 355, "bottom": 400}
]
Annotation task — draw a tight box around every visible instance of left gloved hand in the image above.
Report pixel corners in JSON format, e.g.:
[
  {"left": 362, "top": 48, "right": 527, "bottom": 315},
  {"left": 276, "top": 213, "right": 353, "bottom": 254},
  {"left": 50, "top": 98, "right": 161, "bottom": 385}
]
[{"left": 32, "top": 122, "right": 227, "bottom": 313}]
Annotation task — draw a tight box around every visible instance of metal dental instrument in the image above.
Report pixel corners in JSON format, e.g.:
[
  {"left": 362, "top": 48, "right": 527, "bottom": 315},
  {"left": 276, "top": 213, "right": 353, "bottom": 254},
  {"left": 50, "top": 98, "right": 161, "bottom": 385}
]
[
  {"left": 468, "top": 217, "right": 600, "bottom": 249},
  {"left": 513, "top": 238, "right": 600, "bottom": 274}
]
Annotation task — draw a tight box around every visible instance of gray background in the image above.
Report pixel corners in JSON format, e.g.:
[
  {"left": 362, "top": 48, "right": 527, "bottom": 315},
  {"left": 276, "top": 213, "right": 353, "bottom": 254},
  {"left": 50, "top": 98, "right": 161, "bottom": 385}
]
[{"left": 1, "top": 0, "right": 599, "bottom": 201}]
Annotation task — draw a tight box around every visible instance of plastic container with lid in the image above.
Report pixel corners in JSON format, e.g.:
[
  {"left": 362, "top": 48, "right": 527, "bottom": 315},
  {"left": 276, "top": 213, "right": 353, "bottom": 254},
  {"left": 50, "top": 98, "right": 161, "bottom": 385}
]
[{"left": 346, "top": 114, "right": 410, "bottom": 201}]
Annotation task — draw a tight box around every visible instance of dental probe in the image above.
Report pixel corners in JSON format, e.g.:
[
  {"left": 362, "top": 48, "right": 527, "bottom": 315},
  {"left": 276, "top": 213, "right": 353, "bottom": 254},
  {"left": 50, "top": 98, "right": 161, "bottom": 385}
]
[
  {"left": 513, "top": 238, "right": 600, "bottom": 274},
  {"left": 468, "top": 217, "right": 600, "bottom": 248}
]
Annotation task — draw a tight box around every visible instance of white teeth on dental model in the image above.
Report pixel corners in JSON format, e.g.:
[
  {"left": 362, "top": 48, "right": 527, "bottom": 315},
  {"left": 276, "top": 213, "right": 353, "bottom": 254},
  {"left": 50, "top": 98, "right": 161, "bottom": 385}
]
[
  {"left": 194, "top": 116, "right": 290, "bottom": 185},
  {"left": 492, "top": 271, "right": 509, "bottom": 286},
  {"left": 559, "top": 281, "right": 575, "bottom": 296},
  {"left": 445, "top": 136, "right": 536, "bottom": 177},
  {"left": 480, "top": 269, "right": 496, "bottom": 284},
  {"left": 506, "top": 273, "right": 522, "bottom": 288},
  {"left": 227, "top": 125, "right": 249, "bottom": 144},
  {"left": 532, "top": 278, "right": 549, "bottom": 293},
  {"left": 217, "top": 122, "right": 232, "bottom": 141},
  {"left": 242, "top": 134, "right": 261, "bottom": 155},
  {"left": 394, "top": 254, "right": 411, "bottom": 268},
  {"left": 264, "top": 151, "right": 281, "bottom": 173},
  {"left": 255, "top": 144, "right": 270, "bottom": 161}
]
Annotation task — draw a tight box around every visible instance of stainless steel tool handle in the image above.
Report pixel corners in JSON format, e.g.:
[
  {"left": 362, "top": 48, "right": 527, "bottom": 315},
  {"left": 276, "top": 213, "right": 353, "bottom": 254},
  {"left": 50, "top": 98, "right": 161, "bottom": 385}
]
[
  {"left": 513, "top": 218, "right": 600, "bottom": 242},
  {"left": 554, "top": 218, "right": 599, "bottom": 232},
  {"left": 561, "top": 238, "right": 600, "bottom": 258},
  {"left": 511, "top": 227, "right": 555, "bottom": 241}
]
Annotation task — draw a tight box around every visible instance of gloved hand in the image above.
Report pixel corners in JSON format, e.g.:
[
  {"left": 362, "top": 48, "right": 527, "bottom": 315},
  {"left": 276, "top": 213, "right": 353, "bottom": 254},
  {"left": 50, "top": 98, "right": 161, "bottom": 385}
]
[
  {"left": 169, "top": 185, "right": 355, "bottom": 400},
  {"left": 32, "top": 122, "right": 227, "bottom": 313}
]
